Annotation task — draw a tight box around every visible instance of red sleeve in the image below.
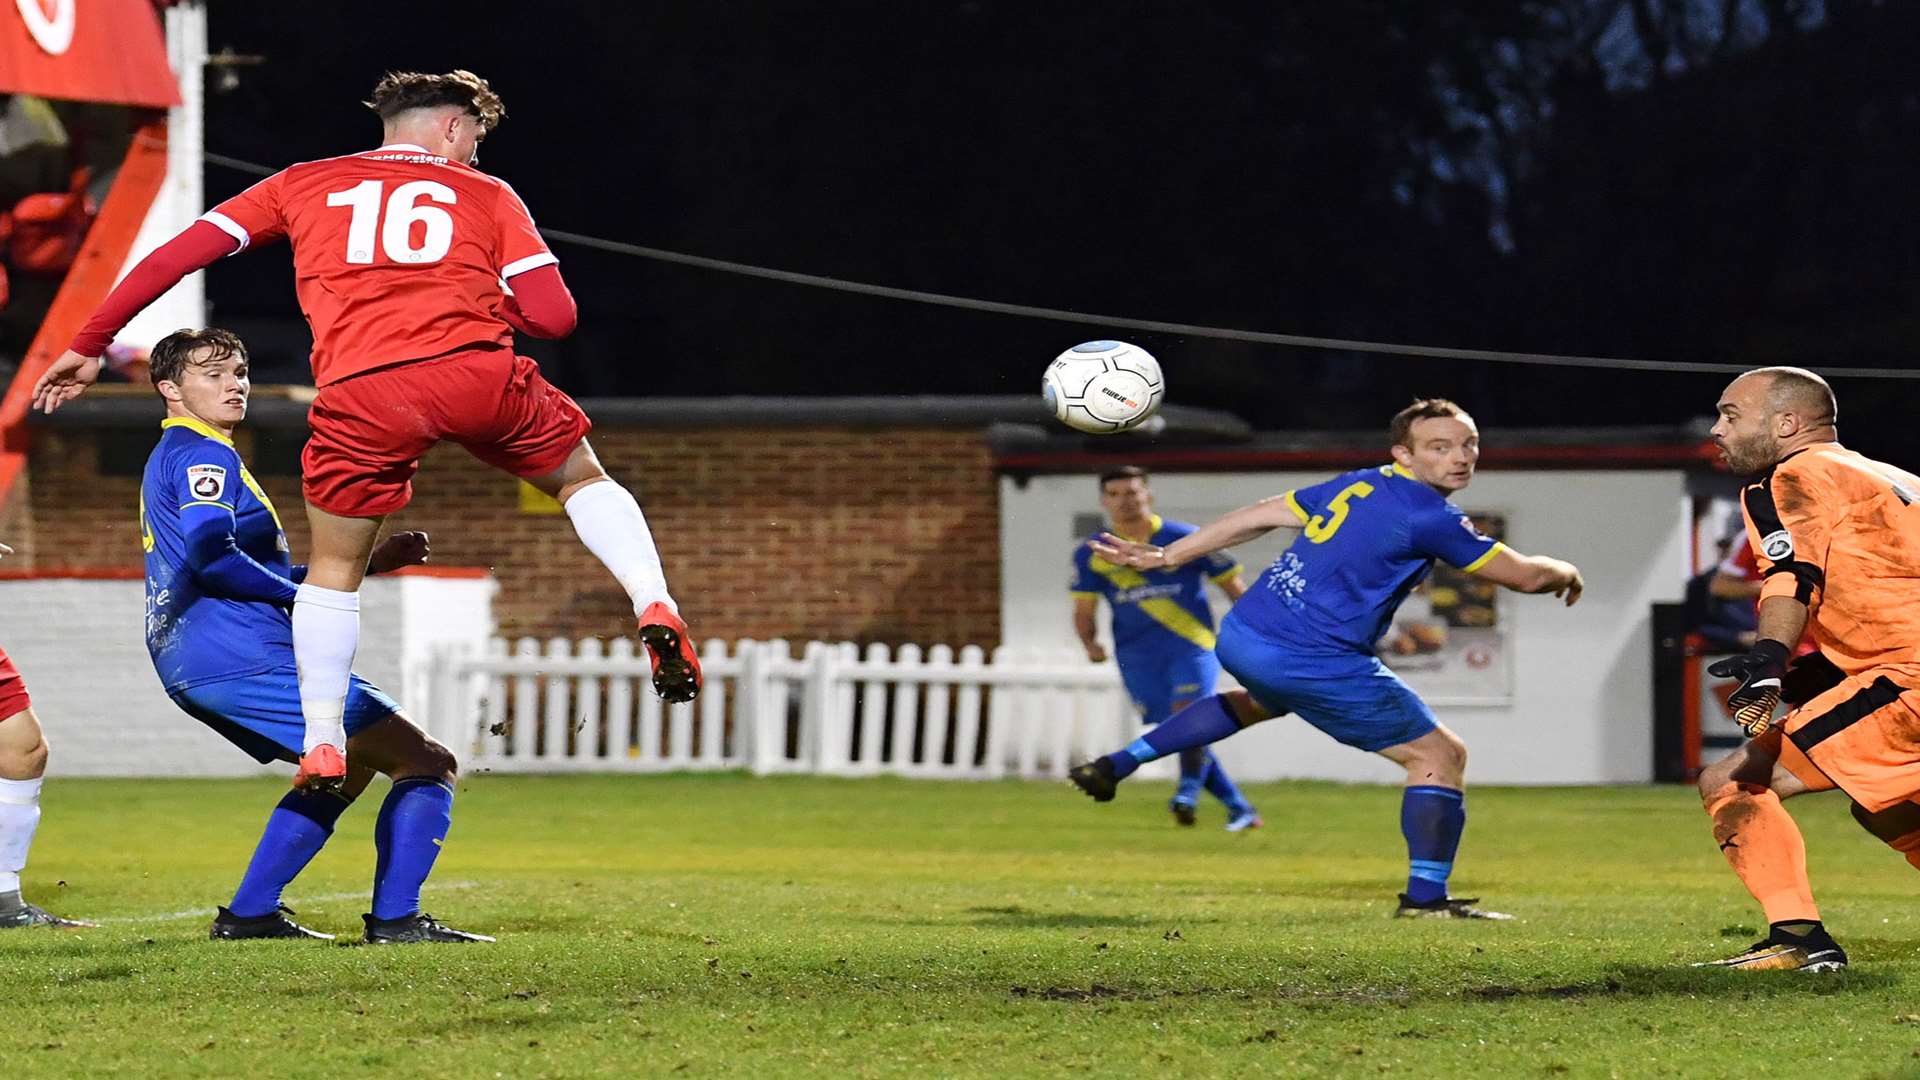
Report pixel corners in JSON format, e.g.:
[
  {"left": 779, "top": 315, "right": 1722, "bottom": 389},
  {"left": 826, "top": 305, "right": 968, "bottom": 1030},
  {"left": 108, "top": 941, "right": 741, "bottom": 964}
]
[
  {"left": 494, "top": 180, "right": 557, "bottom": 280},
  {"left": 500, "top": 263, "right": 577, "bottom": 339},
  {"left": 68, "top": 220, "right": 241, "bottom": 356},
  {"left": 202, "top": 171, "right": 290, "bottom": 250}
]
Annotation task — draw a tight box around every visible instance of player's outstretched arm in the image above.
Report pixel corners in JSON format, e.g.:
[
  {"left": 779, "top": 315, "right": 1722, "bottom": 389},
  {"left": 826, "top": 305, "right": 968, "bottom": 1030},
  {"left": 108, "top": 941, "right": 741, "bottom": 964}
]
[
  {"left": 31, "top": 351, "right": 103, "bottom": 414},
  {"left": 1470, "top": 547, "right": 1584, "bottom": 606},
  {"left": 1091, "top": 496, "right": 1302, "bottom": 571},
  {"left": 32, "top": 220, "right": 240, "bottom": 413}
]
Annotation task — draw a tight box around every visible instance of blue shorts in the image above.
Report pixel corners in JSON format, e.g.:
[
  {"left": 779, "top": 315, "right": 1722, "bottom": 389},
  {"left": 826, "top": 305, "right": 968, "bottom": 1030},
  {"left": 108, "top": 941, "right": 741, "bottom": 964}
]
[
  {"left": 1214, "top": 621, "right": 1437, "bottom": 753},
  {"left": 1118, "top": 648, "right": 1220, "bottom": 726},
  {"left": 169, "top": 663, "right": 402, "bottom": 764}
]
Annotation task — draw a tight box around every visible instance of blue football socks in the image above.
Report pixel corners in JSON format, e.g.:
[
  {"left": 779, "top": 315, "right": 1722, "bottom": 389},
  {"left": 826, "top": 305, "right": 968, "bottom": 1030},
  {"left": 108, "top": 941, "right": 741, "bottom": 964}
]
[
  {"left": 1200, "top": 751, "right": 1253, "bottom": 815},
  {"left": 1401, "top": 785, "right": 1466, "bottom": 903},
  {"left": 229, "top": 789, "right": 351, "bottom": 918},
  {"left": 371, "top": 777, "right": 455, "bottom": 921},
  {"left": 1105, "top": 695, "right": 1242, "bottom": 780},
  {"left": 1174, "top": 748, "right": 1209, "bottom": 806}
]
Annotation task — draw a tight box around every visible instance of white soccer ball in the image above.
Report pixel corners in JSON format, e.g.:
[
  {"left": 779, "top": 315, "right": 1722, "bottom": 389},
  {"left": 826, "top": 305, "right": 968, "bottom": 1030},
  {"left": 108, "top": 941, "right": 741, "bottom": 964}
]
[{"left": 1042, "top": 340, "right": 1164, "bottom": 434}]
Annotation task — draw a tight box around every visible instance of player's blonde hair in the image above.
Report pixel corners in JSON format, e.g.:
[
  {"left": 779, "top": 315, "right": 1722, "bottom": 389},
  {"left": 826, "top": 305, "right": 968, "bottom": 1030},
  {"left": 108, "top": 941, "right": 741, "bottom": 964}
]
[{"left": 365, "top": 69, "right": 505, "bottom": 133}]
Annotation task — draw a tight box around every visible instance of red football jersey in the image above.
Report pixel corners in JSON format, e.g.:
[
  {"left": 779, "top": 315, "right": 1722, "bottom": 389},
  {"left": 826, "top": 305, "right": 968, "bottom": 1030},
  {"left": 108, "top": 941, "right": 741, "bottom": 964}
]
[{"left": 202, "top": 143, "right": 557, "bottom": 386}]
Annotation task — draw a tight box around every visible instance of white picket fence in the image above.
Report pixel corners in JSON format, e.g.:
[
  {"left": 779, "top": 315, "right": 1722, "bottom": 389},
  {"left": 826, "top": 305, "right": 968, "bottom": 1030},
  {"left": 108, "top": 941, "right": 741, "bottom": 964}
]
[{"left": 418, "top": 639, "right": 1138, "bottom": 779}]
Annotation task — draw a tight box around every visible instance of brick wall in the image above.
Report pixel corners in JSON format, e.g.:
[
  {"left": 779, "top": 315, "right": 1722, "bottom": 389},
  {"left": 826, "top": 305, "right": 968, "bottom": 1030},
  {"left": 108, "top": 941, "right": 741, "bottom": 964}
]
[{"left": 16, "top": 425, "right": 1003, "bottom": 648}]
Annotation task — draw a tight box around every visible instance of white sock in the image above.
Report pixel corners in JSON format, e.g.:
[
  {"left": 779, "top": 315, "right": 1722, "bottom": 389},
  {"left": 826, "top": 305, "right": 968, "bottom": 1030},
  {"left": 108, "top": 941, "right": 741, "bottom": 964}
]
[
  {"left": 0, "top": 776, "right": 43, "bottom": 894},
  {"left": 564, "top": 480, "right": 677, "bottom": 617},
  {"left": 293, "top": 582, "right": 359, "bottom": 753}
]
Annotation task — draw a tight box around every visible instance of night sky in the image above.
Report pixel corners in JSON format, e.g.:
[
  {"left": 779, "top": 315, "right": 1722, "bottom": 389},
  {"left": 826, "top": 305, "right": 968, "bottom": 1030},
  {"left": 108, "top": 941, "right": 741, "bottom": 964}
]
[{"left": 199, "top": 1, "right": 1920, "bottom": 453}]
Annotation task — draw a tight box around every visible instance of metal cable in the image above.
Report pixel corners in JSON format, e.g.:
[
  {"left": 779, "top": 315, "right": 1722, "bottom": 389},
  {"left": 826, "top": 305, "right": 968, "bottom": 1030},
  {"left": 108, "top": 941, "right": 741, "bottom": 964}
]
[{"left": 200, "top": 152, "right": 1919, "bottom": 380}]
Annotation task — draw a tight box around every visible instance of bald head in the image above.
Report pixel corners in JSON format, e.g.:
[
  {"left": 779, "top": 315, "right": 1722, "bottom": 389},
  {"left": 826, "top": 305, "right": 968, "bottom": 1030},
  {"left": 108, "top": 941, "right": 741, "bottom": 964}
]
[
  {"left": 1747, "top": 366, "right": 1837, "bottom": 429},
  {"left": 1711, "top": 366, "right": 1840, "bottom": 475}
]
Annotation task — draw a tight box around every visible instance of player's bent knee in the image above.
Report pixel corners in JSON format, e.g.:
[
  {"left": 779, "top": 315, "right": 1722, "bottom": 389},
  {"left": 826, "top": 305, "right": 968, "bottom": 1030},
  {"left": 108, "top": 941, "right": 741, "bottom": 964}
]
[
  {"left": 0, "top": 716, "right": 48, "bottom": 780},
  {"left": 1419, "top": 728, "right": 1467, "bottom": 772},
  {"left": 0, "top": 741, "right": 47, "bottom": 781},
  {"left": 1697, "top": 766, "right": 1733, "bottom": 804},
  {"left": 409, "top": 741, "right": 458, "bottom": 785},
  {"left": 1222, "top": 690, "right": 1273, "bottom": 727}
]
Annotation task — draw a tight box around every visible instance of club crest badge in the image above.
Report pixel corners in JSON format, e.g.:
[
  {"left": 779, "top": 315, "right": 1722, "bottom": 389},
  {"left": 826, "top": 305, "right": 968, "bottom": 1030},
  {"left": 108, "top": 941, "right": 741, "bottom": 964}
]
[{"left": 187, "top": 464, "right": 228, "bottom": 502}]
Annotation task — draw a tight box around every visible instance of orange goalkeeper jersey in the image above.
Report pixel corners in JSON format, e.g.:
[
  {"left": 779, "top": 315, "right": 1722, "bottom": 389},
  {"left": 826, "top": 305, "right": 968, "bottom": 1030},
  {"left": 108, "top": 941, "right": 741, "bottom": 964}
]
[{"left": 1739, "top": 442, "right": 1920, "bottom": 674}]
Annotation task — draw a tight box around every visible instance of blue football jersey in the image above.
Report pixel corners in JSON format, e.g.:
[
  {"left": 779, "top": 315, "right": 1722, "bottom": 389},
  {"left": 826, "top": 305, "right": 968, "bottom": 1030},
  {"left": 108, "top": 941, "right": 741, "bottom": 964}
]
[
  {"left": 1071, "top": 515, "right": 1241, "bottom": 661},
  {"left": 141, "top": 417, "right": 301, "bottom": 692},
  {"left": 1228, "top": 464, "right": 1503, "bottom": 657}
]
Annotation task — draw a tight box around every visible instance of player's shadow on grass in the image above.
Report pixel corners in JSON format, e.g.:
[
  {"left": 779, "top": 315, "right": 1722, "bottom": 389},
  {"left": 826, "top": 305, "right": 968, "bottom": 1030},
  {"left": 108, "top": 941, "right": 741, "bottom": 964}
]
[
  {"left": 1453, "top": 964, "right": 1901, "bottom": 1005},
  {"left": 949, "top": 905, "right": 1209, "bottom": 930}
]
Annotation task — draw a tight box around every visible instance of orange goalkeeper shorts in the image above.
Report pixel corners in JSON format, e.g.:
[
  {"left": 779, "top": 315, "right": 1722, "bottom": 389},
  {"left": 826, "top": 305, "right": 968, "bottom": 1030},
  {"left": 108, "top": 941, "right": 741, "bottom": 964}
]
[{"left": 1773, "top": 666, "right": 1920, "bottom": 814}]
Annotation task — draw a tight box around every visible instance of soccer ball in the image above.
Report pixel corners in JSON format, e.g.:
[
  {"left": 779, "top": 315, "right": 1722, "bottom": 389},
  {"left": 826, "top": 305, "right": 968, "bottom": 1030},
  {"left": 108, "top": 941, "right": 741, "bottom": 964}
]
[{"left": 1042, "top": 340, "right": 1164, "bottom": 434}]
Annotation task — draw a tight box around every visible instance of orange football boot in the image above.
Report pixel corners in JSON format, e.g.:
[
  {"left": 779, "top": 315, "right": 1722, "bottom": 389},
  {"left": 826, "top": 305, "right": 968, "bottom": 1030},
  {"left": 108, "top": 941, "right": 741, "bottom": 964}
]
[
  {"left": 637, "top": 601, "right": 701, "bottom": 703},
  {"left": 294, "top": 744, "right": 347, "bottom": 793}
]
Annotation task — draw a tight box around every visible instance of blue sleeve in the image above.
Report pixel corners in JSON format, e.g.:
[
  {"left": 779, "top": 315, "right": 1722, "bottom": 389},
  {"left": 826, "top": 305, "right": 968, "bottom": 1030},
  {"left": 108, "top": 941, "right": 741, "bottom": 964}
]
[
  {"left": 169, "top": 443, "right": 299, "bottom": 604},
  {"left": 290, "top": 564, "right": 309, "bottom": 585},
  {"left": 1070, "top": 543, "right": 1103, "bottom": 595},
  {"left": 1409, "top": 504, "right": 1503, "bottom": 571},
  {"left": 180, "top": 505, "right": 301, "bottom": 604},
  {"left": 1282, "top": 474, "right": 1351, "bottom": 525}
]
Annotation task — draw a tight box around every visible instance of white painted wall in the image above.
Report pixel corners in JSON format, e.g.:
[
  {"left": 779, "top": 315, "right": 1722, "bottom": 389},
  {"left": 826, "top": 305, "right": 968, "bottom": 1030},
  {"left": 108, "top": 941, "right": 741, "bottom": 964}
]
[
  {"left": 1000, "top": 469, "right": 1690, "bottom": 784},
  {"left": 1, "top": 574, "right": 495, "bottom": 777},
  {"left": 115, "top": 2, "right": 207, "bottom": 350}
]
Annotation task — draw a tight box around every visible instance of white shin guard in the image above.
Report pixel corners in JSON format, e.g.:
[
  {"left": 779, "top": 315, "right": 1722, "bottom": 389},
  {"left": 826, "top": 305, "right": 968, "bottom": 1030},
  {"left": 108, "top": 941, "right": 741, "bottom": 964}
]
[
  {"left": 293, "top": 583, "right": 359, "bottom": 753},
  {"left": 564, "top": 480, "right": 678, "bottom": 617},
  {"left": 0, "top": 777, "right": 43, "bottom": 893}
]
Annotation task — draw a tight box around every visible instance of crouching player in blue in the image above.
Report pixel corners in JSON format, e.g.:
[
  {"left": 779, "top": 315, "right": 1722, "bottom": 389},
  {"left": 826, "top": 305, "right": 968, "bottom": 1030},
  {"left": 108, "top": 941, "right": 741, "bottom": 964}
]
[
  {"left": 1070, "top": 400, "right": 1584, "bottom": 918},
  {"left": 140, "top": 328, "right": 487, "bottom": 944},
  {"left": 1072, "top": 467, "right": 1260, "bottom": 830}
]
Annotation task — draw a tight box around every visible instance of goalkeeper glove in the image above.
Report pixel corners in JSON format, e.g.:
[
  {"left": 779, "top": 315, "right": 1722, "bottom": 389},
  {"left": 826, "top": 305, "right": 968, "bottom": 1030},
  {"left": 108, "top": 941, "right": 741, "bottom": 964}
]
[
  {"left": 1708, "top": 639, "right": 1791, "bottom": 736},
  {"left": 1780, "top": 650, "right": 1844, "bottom": 707}
]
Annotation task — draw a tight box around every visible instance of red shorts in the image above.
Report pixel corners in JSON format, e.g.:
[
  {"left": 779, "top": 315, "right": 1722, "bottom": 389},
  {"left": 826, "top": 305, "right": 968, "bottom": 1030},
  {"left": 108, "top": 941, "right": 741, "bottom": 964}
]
[
  {"left": 0, "top": 646, "right": 31, "bottom": 720},
  {"left": 303, "top": 346, "right": 592, "bottom": 517}
]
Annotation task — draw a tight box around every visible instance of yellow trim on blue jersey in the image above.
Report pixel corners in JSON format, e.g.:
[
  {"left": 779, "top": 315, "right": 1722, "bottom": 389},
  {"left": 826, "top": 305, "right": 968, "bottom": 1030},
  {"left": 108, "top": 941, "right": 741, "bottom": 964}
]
[
  {"left": 1209, "top": 563, "right": 1243, "bottom": 583},
  {"left": 1069, "top": 590, "right": 1100, "bottom": 600},
  {"left": 178, "top": 500, "right": 235, "bottom": 511},
  {"left": 1086, "top": 556, "right": 1218, "bottom": 650},
  {"left": 1390, "top": 462, "right": 1415, "bottom": 479},
  {"left": 1461, "top": 541, "right": 1506, "bottom": 574},
  {"left": 160, "top": 416, "right": 236, "bottom": 447},
  {"left": 1282, "top": 491, "right": 1310, "bottom": 523},
  {"left": 161, "top": 416, "right": 284, "bottom": 531},
  {"left": 139, "top": 486, "right": 154, "bottom": 552},
  {"left": 238, "top": 468, "right": 284, "bottom": 531}
]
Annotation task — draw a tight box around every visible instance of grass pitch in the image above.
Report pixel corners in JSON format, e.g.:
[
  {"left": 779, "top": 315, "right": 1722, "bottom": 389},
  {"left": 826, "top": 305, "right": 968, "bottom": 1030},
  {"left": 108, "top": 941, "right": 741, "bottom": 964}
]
[{"left": 4, "top": 773, "right": 1918, "bottom": 1078}]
